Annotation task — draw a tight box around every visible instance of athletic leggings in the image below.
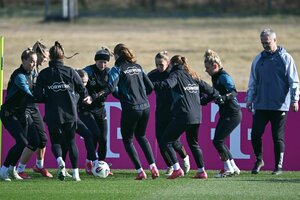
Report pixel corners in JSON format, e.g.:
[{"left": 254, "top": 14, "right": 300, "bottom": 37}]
[
  {"left": 156, "top": 118, "right": 187, "bottom": 167},
  {"left": 0, "top": 109, "right": 27, "bottom": 167},
  {"left": 79, "top": 107, "right": 107, "bottom": 161},
  {"left": 213, "top": 110, "right": 242, "bottom": 161},
  {"left": 62, "top": 119, "right": 97, "bottom": 162},
  {"left": 26, "top": 105, "right": 47, "bottom": 149},
  {"left": 121, "top": 108, "right": 155, "bottom": 170},
  {"left": 48, "top": 122, "right": 79, "bottom": 168},
  {"left": 251, "top": 110, "right": 287, "bottom": 168},
  {"left": 160, "top": 118, "right": 204, "bottom": 168}
]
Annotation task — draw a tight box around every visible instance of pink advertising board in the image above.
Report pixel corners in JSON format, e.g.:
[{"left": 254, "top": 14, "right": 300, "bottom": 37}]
[{"left": 1, "top": 91, "right": 300, "bottom": 171}]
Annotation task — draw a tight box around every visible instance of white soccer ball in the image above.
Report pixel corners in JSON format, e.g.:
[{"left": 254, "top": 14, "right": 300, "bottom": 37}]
[{"left": 92, "top": 161, "right": 110, "bottom": 178}]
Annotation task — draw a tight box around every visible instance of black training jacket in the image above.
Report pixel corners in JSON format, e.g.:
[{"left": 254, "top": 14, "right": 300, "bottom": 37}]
[{"left": 34, "top": 60, "right": 89, "bottom": 127}]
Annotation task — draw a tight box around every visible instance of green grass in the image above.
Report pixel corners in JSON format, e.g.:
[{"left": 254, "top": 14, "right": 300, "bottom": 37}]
[{"left": 1, "top": 170, "right": 300, "bottom": 200}]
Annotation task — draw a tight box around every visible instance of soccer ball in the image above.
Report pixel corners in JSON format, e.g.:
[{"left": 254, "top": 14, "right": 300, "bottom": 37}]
[{"left": 92, "top": 161, "right": 110, "bottom": 178}]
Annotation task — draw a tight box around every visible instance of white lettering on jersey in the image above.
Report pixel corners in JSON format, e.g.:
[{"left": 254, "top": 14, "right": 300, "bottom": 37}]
[
  {"left": 124, "top": 66, "right": 142, "bottom": 75},
  {"left": 48, "top": 82, "right": 70, "bottom": 92},
  {"left": 183, "top": 84, "right": 199, "bottom": 93}
]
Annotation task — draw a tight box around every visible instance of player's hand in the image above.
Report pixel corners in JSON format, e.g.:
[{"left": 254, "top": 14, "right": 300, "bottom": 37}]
[
  {"left": 246, "top": 102, "right": 253, "bottom": 112},
  {"left": 83, "top": 96, "right": 93, "bottom": 104},
  {"left": 291, "top": 102, "right": 299, "bottom": 112}
]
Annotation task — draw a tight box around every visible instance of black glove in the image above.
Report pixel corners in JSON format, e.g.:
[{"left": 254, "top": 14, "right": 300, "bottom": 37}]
[{"left": 215, "top": 95, "right": 225, "bottom": 105}]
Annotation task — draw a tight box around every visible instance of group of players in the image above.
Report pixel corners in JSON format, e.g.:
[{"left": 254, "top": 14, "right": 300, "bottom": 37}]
[{"left": 0, "top": 28, "right": 298, "bottom": 181}]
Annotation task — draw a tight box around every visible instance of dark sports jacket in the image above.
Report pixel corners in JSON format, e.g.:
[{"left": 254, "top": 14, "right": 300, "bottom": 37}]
[
  {"left": 211, "top": 68, "right": 240, "bottom": 116},
  {"left": 34, "top": 60, "right": 89, "bottom": 127},
  {"left": 148, "top": 66, "right": 173, "bottom": 123},
  {"left": 2, "top": 65, "right": 35, "bottom": 115},
  {"left": 104, "top": 56, "right": 153, "bottom": 111},
  {"left": 80, "top": 64, "right": 110, "bottom": 111}
]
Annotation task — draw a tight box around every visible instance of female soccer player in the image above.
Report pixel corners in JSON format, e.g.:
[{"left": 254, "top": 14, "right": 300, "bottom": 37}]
[
  {"left": 148, "top": 51, "right": 190, "bottom": 175},
  {"left": 81, "top": 47, "right": 112, "bottom": 174},
  {"left": 16, "top": 41, "right": 53, "bottom": 179},
  {"left": 34, "top": 41, "right": 92, "bottom": 181},
  {"left": 153, "top": 55, "right": 223, "bottom": 179},
  {"left": 203, "top": 49, "right": 242, "bottom": 178},
  {"left": 98, "top": 43, "right": 159, "bottom": 180},
  {"left": 0, "top": 48, "right": 37, "bottom": 181}
]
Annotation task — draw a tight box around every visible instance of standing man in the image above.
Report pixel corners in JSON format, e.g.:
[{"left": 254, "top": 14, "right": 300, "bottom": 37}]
[{"left": 246, "top": 28, "right": 299, "bottom": 175}]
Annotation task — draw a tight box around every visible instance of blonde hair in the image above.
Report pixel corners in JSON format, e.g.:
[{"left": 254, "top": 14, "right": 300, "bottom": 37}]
[
  {"left": 204, "top": 49, "right": 222, "bottom": 68},
  {"left": 32, "top": 40, "right": 48, "bottom": 58},
  {"left": 170, "top": 55, "right": 199, "bottom": 81},
  {"left": 155, "top": 50, "right": 169, "bottom": 61}
]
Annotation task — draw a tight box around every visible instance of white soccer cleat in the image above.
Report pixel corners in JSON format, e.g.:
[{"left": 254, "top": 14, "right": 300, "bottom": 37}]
[
  {"left": 57, "top": 165, "right": 66, "bottom": 181},
  {"left": 182, "top": 155, "right": 190, "bottom": 174},
  {"left": 7, "top": 168, "right": 23, "bottom": 180},
  {"left": 164, "top": 166, "right": 174, "bottom": 176},
  {"left": 72, "top": 175, "right": 81, "bottom": 181},
  {"left": 215, "top": 169, "right": 234, "bottom": 178}
]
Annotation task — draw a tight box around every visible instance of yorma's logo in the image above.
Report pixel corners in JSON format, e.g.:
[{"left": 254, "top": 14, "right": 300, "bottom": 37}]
[
  {"left": 48, "top": 82, "right": 70, "bottom": 92},
  {"left": 124, "top": 66, "right": 142, "bottom": 75},
  {"left": 183, "top": 84, "right": 199, "bottom": 93}
]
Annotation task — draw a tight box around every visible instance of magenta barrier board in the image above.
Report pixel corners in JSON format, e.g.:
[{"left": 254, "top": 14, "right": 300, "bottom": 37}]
[{"left": 1, "top": 91, "right": 300, "bottom": 171}]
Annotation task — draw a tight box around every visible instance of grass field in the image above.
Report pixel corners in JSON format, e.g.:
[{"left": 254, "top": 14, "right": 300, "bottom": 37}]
[
  {"left": 1, "top": 15, "right": 300, "bottom": 90},
  {"left": 0, "top": 169, "right": 300, "bottom": 200}
]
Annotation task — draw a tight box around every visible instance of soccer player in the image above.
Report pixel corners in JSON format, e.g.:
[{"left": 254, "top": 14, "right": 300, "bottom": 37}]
[
  {"left": 98, "top": 43, "right": 159, "bottom": 180},
  {"left": 148, "top": 51, "right": 190, "bottom": 175},
  {"left": 0, "top": 48, "right": 37, "bottom": 181},
  {"left": 16, "top": 41, "right": 53, "bottom": 179},
  {"left": 203, "top": 49, "right": 242, "bottom": 178},
  {"left": 153, "top": 55, "right": 223, "bottom": 179},
  {"left": 34, "top": 41, "right": 92, "bottom": 181},
  {"left": 81, "top": 47, "right": 112, "bottom": 174}
]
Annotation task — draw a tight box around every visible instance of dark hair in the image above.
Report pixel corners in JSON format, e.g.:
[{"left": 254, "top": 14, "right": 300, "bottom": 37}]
[
  {"left": 21, "top": 48, "right": 36, "bottom": 61},
  {"left": 113, "top": 43, "right": 136, "bottom": 63},
  {"left": 170, "top": 55, "right": 199, "bottom": 81},
  {"left": 49, "top": 41, "right": 78, "bottom": 61}
]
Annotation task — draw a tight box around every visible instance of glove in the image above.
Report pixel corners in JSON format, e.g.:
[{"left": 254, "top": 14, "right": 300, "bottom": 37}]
[{"left": 215, "top": 95, "right": 225, "bottom": 105}]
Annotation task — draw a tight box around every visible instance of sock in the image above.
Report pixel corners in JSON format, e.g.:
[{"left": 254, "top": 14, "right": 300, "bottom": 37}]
[
  {"left": 230, "top": 159, "right": 238, "bottom": 169},
  {"left": 56, "top": 157, "right": 65, "bottom": 167},
  {"left": 149, "top": 163, "right": 157, "bottom": 170},
  {"left": 92, "top": 160, "right": 98, "bottom": 167},
  {"left": 173, "top": 162, "right": 180, "bottom": 170},
  {"left": 137, "top": 168, "right": 143, "bottom": 173},
  {"left": 224, "top": 160, "right": 233, "bottom": 172},
  {"left": 8, "top": 165, "right": 15, "bottom": 171},
  {"left": 1, "top": 166, "right": 8, "bottom": 174},
  {"left": 198, "top": 167, "right": 205, "bottom": 173},
  {"left": 72, "top": 168, "right": 79, "bottom": 178},
  {"left": 86, "top": 159, "right": 91, "bottom": 164},
  {"left": 183, "top": 155, "right": 189, "bottom": 162},
  {"left": 17, "top": 163, "right": 26, "bottom": 173},
  {"left": 36, "top": 159, "right": 44, "bottom": 169}
]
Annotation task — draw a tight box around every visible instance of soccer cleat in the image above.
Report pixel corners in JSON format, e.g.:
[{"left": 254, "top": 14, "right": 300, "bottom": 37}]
[
  {"left": 85, "top": 161, "right": 93, "bottom": 175},
  {"left": 215, "top": 169, "right": 233, "bottom": 178},
  {"left": 251, "top": 160, "right": 264, "bottom": 174},
  {"left": 18, "top": 172, "right": 32, "bottom": 179},
  {"left": 108, "top": 171, "right": 114, "bottom": 176},
  {"left": 271, "top": 168, "right": 283, "bottom": 175},
  {"left": 233, "top": 166, "right": 241, "bottom": 175},
  {"left": 33, "top": 165, "right": 53, "bottom": 178},
  {"left": 151, "top": 166, "right": 159, "bottom": 179},
  {"left": 57, "top": 165, "right": 66, "bottom": 181},
  {"left": 193, "top": 171, "right": 208, "bottom": 179},
  {"left": 65, "top": 170, "right": 72, "bottom": 178},
  {"left": 182, "top": 155, "right": 190, "bottom": 175},
  {"left": 167, "top": 168, "right": 184, "bottom": 179},
  {"left": 72, "top": 175, "right": 81, "bottom": 181},
  {"left": 7, "top": 169, "right": 23, "bottom": 180},
  {"left": 165, "top": 166, "right": 174, "bottom": 176},
  {"left": 135, "top": 171, "right": 147, "bottom": 180},
  {"left": 0, "top": 171, "right": 11, "bottom": 181}
]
